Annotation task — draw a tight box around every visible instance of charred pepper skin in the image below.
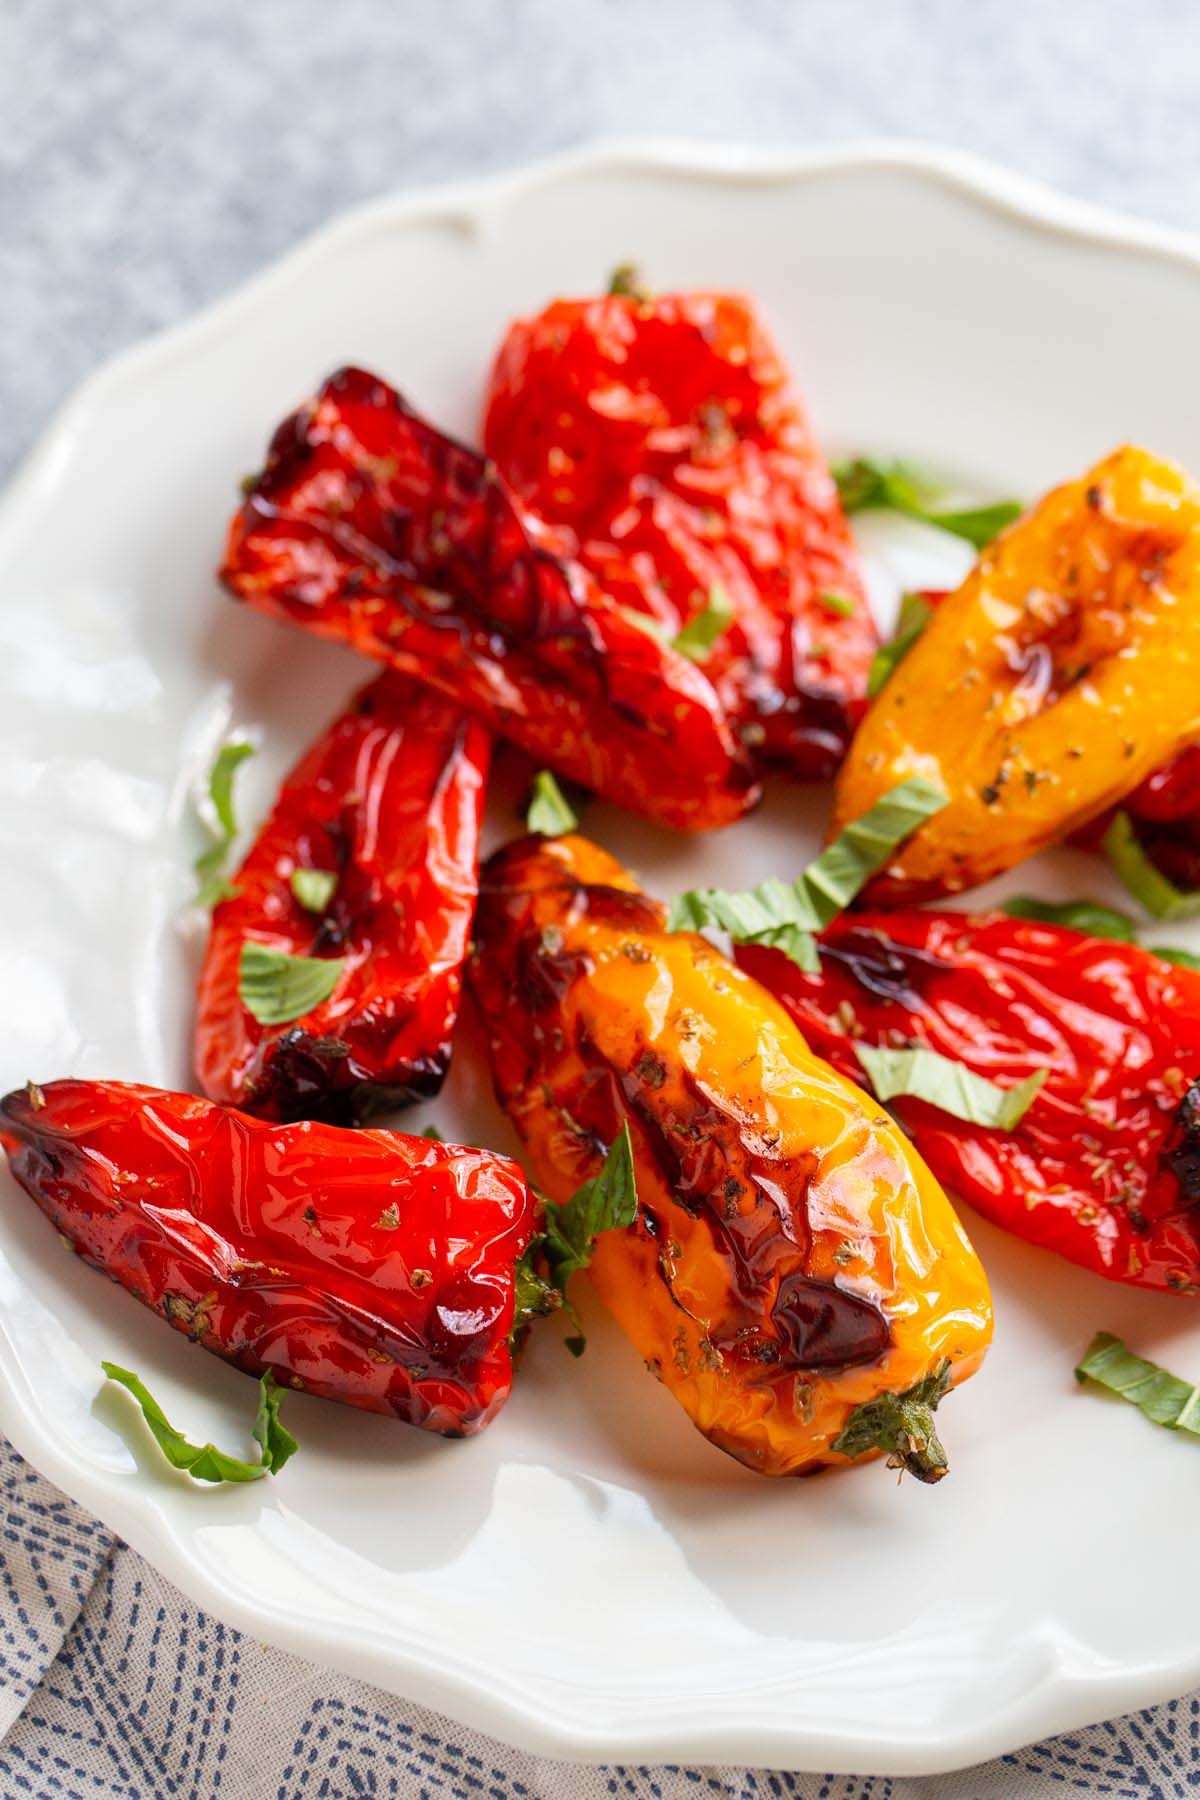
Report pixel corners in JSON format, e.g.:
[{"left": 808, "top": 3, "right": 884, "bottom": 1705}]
[
  {"left": 0, "top": 1081, "right": 535, "bottom": 1434},
  {"left": 221, "top": 367, "right": 757, "bottom": 832},
  {"left": 469, "top": 834, "right": 991, "bottom": 1478},
  {"left": 484, "top": 291, "right": 877, "bottom": 778},
  {"left": 195, "top": 672, "right": 489, "bottom": 1124},
  {"left": 739, "top": 912, "right": 1200, "bottom": 1294}
]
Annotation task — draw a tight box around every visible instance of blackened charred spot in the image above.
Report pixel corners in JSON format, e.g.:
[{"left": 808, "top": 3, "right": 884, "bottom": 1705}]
[
  {"left": 252, "top": 1030, "right": 445, "bottom": 1124},
  {"left": 573, "top": 1047, "right": 893, "bottom": 1376},
  {"left": 635, "top": 1050, "right": 667, "bottom": 1089},
  {"left": 819, "top": 928, "right": 950, "bottom": 1007},
  {"left": 1164, "top": 1080, "right": 1200, "bottom": 1204},
  {"left": 515, "top": 929, "right": 593, "bottom": 1015},
  {"left": 770, "top": 1269, "right": 891, "bottom": 1369},
  {"left": 577, "top": 882, "right": 664, "bottom": 935}
]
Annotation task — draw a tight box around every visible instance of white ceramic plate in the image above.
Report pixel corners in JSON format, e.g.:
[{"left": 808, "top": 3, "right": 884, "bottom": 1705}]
[{"left": 3, "top": 139, "right": 1200, "bottom": 1778}]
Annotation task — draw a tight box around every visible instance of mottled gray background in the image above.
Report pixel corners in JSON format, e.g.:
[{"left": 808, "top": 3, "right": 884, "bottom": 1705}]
[{"left": 4, "top": 0, "right": 1200, "bottom": 483}]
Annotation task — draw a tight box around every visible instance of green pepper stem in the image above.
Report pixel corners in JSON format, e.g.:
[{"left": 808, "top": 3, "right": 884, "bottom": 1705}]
[{"left": 831, "top": 1358, "right": 954, "bottom": 1484}]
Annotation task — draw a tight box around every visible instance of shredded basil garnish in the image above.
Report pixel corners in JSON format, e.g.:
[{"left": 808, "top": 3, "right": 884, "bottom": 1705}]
[{"left": 853, "top": 1043, "right": 1047, "bottom": 1130}]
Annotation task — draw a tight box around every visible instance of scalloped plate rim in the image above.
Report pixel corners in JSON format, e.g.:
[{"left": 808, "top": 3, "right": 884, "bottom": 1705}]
[{"left": 3, "top": 136, "right": 1200, "bottom": 1775}]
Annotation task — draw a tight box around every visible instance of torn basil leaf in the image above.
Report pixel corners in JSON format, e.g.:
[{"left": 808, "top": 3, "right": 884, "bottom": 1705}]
[
  {"left": 853, "top": 1042, "right": 1047, "bottom": 1130},
  {"left": 290, "top": 868, "right": 337, "bottom": 915},
  {"left": 526, "top": 770, "right": 579, "bottom": 837},
  {"left": 1003, "top": 896, "right": 1138, "bottom": 942},
  {"left": 1151, "top": 944, "right": 1200, "bottom": 970},
  {"left": 666, "top": 775, "right": 948, "bottom": 972},
  {"left": 101, "top": 1363, "right": 297, "bottom": 1482},
  {"left": 1075, "top": 1332, "right": 1200, "bottom": 1436},
  {"left": 542, "top": 1123, "right": 639, "bottom": 1354},
  {"left": 833, "top": 456, "right": 1021, "bottom": 548},
  {"left": 510, "top": 1245, "right": 560, "bottom": 1346},
  {"left": 194, "top": 740, "right": 255, "bottom": 909},
  {"left": 1103, "top": 811, "right": 1200, "bottom": 921},
  {"left": 238, "top": 942, "right": 345, "bottom": 1025},
  {"left": 867, "top": 592, "right": 933, "bottom": 699},
  {"left": 921, "top": 501, "right": 1023, "bottom": 548},
  {"left": 672, "top": 584, "right": 734, "bottom": 662}
]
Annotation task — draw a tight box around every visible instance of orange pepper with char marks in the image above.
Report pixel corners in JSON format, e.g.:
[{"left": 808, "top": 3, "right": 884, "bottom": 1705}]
[
  {"left": 469, "top": 833, "right": 992, "bottom": 1480},
  {"left": 833, "top": 446, "right": 1200, "bottom": 900}
]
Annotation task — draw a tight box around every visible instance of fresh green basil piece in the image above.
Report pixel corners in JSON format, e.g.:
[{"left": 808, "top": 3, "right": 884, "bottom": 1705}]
[
  {"left": 526, "top": 770, "right": 579, "bottom": 837},
  {"left": 1103, "top": 811, "right": 1200, "bottom": 921},
  {"left": 867, "top": 591, "right": 934, "bottom": 699},
  {"left": 238, "top": 943, "right": 345, "bottom": 1025},
  {"left": 101, "top": 1363, "right": 297, "bottom": 1483},
  {"left": 853, "top": 1042, "right": 1047, "bottom": 1130},
  {"left": 290, "top": 868, "right": 337, "bottom": 915},
  {"left": 194, "top": 740, "right": 255, "bottom": 909},
  {"left": 667, "top": 775, "right": 948, "bottom": 972},
  {"left": 672, "top": 584, "right": 735, "bottom": 662},
  {"left": 833, "top": 455, "right": 1021, "bottom": 548},
  {"left": 1075, "top": 1333, "right": 1200, "bottom": 1436}
]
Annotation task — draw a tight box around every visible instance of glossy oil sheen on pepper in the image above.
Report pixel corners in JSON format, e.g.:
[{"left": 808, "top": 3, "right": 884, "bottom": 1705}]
[
  {"left": 469, "top": 834, "right": 992, "bottom": 1477},
  {"left": 484, "top": 289, "right": 877, "bottom": 777},
  {"left": 740, "top": 911, "right": 1200, "bottom": 1293},
  {"left": 0, "top": 1081, "right": 536, "bottom": 1435},
  {"left": 195, "top": 671, "right": 489, "bottom": 1123},
  {"left": 222, "top": 366, "right": 757, "bottom": 831}
]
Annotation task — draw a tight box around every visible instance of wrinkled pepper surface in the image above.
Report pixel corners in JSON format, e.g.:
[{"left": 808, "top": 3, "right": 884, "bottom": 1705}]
[
  {"left": 833, "top": 446, "right": 1200, "bottom": 900},
  {"left": 469, "top": 834, "right": 992, "bottom": 1479},
  {"left": 0, "top": 1081, "right": 535, "bottom": 1434},
  {"left": 195, "top": 672, "right": 489, "bottom": 1123},
  {"left": 896, "top": 587, "right": 1200, "bottom": 890},
  {"left": 739, "top": 911, "right": 1200, "bottom": 1292},
  {"left": 484, "top": 289, "right": 877, "bottom": 777},
  {"left": 222, "top": 366, "right": 756, "bottom": 831}
]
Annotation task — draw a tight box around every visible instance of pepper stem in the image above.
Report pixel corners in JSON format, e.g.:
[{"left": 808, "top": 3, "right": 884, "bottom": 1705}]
[
  {"left": 831, "top": 1359, "right": 954, "bottom": 1484},
  {"left": 608, "top": 262, "right": 650, "bottom": 302}
]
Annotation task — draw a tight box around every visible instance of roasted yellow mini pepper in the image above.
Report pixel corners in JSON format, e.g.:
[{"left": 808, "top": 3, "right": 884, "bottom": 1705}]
[
  {"left": 469, "top": 834, "right": 992, "bottom": 1480},
  {"left": 833, "top": 445, "right": 1200, "bottom": 900}
]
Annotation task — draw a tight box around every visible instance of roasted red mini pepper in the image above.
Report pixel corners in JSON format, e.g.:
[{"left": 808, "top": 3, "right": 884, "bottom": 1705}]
[
  {"left": 195, "top": 671, "right": 489, "bottom": 1123},
  {"left": 483, "top": 288, "right": 877, "bottom": 777},
  {"left": 222, "top": 367, "right": 756, "bottom": 831},
  {"left": 738, "top": 912, "right": 1200, "bottom": 1293},
  {"left": 0, "top": 1081, "right": 536, "bottom": 1434}
]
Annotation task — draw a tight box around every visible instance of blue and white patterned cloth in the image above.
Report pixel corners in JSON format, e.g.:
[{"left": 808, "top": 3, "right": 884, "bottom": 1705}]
[{"left": 0, "top": 1431, "right": 1196, "bottom": 1797}]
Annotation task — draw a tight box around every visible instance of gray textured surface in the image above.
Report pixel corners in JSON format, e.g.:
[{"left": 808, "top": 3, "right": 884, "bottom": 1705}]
[{"left": 5, "top": 0, "right": 1200, "bottom": 482}]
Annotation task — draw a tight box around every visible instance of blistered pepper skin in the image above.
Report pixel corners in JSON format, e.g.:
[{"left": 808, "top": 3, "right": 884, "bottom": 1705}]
[
  {"left": 195, "top": 672, "right": 489, "bottom": 1123},
  {"left": 484, "top": 292, "right": 877, "bottom": 777},
  {"left": 0, "top": 1081, "right": 535, "bottom": 1434},
  {"left": 833, "top": 447, "right": 1200, "bottom": 900},
  {"left": 906, "top": 589, "right": 1200, "bottom": 888},
  {"left": 221, "top": 367, "right": 757, "bottom": 832},
  {"left": 739, "top": 912, "right": 1200, "bottom": 1293},
  {"left": 469, "top": 835, "right": 991, "bottom": 1477}
]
